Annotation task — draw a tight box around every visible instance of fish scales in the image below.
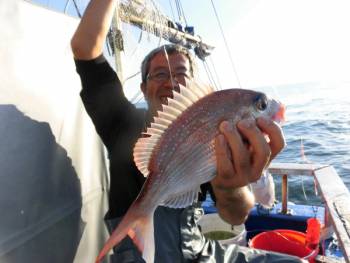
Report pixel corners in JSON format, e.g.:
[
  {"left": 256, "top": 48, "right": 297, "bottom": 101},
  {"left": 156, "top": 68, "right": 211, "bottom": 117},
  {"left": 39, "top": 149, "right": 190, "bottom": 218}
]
[{"left": 150, "top": 89, "right": 259, "bottom": 176}]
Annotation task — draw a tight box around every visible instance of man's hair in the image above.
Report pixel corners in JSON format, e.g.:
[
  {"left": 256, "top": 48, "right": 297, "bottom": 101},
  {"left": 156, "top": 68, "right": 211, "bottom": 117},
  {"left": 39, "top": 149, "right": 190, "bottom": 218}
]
[{"left": 140, "top": 44, "right": 197, "bottom": 83}]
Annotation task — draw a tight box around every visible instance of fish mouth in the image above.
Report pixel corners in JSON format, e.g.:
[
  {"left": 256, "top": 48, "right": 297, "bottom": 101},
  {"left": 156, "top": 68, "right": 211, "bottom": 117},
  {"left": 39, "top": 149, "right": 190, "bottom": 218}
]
[{"left": 272, "top": 103, "right": 286, "bottom": 124}]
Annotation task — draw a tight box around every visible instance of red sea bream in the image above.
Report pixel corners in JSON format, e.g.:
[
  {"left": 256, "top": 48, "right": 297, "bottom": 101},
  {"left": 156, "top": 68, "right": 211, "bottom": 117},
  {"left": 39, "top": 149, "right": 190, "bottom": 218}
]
[{"left": 96, "top": 82, "right": 285, "bottom": 263}]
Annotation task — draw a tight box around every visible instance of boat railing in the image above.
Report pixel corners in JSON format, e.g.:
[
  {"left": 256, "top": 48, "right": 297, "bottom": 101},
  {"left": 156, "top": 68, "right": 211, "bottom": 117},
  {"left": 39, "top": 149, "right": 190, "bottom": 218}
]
[{"left": 268, "top": 162, "right": 350, "bottom": 263}]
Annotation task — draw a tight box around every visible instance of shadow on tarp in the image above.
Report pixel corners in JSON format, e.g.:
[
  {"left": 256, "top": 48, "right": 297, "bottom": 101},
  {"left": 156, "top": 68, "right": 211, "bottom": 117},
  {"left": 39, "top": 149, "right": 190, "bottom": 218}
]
[{"left": 0, "top": 104, "right": 84, "bottom": 263}]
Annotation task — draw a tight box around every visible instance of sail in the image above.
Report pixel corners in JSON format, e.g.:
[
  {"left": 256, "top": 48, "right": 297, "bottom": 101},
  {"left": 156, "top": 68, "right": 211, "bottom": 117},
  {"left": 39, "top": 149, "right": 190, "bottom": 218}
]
[{"left": 0, "top": 1, "right": 109, "bottom": 262}]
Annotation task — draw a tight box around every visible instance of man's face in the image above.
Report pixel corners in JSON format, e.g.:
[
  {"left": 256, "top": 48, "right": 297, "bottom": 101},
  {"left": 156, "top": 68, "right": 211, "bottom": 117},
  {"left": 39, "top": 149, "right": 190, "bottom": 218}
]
[{"left": 141, "top": 51, "right": 192, "bottom": 117}]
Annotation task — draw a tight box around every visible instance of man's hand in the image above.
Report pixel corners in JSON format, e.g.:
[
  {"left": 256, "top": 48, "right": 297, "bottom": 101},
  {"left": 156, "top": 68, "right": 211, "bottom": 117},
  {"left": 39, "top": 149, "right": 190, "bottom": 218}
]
[{"left": 211, "top": 117, "right": 285, "bottom": 225}]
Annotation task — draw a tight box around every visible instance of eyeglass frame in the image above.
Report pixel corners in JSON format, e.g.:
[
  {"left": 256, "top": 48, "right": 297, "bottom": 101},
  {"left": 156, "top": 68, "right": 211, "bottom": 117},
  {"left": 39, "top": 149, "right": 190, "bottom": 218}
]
[{"left": 146, "top": 70, "right": 192, "bottom": 84}]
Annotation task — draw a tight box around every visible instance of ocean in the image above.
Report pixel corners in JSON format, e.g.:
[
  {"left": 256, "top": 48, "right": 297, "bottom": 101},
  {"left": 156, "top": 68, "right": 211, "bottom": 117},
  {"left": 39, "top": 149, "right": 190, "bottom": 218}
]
[{"left": 256, "top": 81, "right": 350, "bottom": 205}]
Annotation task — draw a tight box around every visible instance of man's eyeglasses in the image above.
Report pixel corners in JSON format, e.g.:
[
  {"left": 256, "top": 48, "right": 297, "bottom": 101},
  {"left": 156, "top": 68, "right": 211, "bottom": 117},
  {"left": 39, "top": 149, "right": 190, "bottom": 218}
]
[{"left": 147, "top": 70, "right": 191, "bottom": 83}]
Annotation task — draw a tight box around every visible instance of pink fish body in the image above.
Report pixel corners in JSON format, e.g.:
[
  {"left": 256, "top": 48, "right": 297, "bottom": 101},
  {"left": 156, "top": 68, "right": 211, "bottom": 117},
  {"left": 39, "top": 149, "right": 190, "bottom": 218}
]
[{"left": 96, "top": 83, "right": 285, "bottom": 262}]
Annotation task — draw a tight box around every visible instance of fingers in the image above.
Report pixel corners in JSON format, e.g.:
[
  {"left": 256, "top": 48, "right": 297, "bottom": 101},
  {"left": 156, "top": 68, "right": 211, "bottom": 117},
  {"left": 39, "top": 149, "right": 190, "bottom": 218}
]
[
  {"left": 213, "top": 135, "right": 237, "bottom": 190},
  {"left": 219, "top": 121, "right": 251, "bottom": 177},
  {"left": 216, "top": 117, "right": 285, "bottom": 185},
  {"left": 236, "top": 119, "right": 271, "bottom": 180},
  {"left": 213, "top": 132, "right": 249, "bottom": 189},
  {"left": 215, "top": 134, "right": 235, "bottom": 179},
  {"left": 257, "top": 117, "right": 286, "bottom": 160}
]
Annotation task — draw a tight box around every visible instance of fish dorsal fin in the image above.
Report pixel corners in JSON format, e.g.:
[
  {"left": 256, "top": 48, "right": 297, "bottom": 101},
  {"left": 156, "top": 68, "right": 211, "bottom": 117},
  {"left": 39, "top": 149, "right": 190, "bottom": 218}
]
[{"left": 133, "top": 81, "right": 214, "bottom": 177}]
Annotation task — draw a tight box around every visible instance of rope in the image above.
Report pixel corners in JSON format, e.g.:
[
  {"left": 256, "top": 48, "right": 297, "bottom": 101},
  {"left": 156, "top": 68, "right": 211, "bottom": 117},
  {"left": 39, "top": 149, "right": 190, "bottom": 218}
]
[
  {"left": 64, "top": 0, "right": 70, "bottom": 14},
  {"left": 123, "top": 71, "right": 141, "bottom": 85},
  {"left": 135, "top": 91, "right": 146, "bottom": 104},
  {"left": 177, "top": 0, "right": 188, "bottom": 26},
  {"left": 174, "top": 0, "right": 182, "bottom": 22},
  {"left": 208, "top": 56, "right": 222, "bottom": 90},
  {"left": 168, "top": 0, "right": 176, "bottom": 22},
  {"left": 209, "top": 0, "right": 242, "bottom": 88},
  {"left": 149, "top": 0, "right": 166, "bottom": 46},
  {"left": 131, "top": 90, "right": 144, "bottom": 104},
  {"left": 72, "top": 0, "right": 82, "bottom": 18},
  {"left": 202, "top": 60, "right": 218, "bottom": 91}
]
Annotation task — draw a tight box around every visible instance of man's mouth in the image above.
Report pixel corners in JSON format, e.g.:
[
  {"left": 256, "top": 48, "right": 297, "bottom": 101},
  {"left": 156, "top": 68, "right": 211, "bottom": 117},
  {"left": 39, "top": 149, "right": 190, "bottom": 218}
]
[
  {"left": 160, "top": 95, "right": 173, "bottom": 105},
  {"left": 160, "top": 97, "right": 168, "bottom": 105}
]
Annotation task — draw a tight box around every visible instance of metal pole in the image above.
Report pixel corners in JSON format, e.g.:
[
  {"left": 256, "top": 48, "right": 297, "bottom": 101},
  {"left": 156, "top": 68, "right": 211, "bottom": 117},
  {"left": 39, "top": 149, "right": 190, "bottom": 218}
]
[{"left": 112, "top": 3, "right": 124, "bottom": 81}]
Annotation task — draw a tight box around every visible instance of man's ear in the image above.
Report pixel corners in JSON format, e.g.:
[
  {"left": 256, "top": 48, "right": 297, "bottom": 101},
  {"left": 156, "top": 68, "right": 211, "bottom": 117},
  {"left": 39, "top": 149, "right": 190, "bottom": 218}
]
[{"left": 140, "top": 82, "right": 147, "bottom": 99}]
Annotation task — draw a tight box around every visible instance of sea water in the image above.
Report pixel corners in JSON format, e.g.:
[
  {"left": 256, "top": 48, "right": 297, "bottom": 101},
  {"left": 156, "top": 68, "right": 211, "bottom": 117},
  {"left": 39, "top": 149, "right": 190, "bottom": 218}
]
[{"left": 257, "top": 81, "right": 350, "bottom": 204}]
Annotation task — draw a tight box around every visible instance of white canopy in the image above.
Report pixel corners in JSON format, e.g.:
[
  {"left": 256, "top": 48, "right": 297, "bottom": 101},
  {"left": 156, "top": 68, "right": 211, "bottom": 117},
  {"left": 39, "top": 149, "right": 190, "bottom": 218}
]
[{"left": 0, "top": 1, "right": 110, "bottom": 262}]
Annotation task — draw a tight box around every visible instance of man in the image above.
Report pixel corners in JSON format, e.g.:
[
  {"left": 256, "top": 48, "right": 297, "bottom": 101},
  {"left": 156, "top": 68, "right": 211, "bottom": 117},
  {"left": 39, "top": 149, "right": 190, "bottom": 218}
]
[{"left": 71, "top": 0, "right": 302, "bottom": 262}]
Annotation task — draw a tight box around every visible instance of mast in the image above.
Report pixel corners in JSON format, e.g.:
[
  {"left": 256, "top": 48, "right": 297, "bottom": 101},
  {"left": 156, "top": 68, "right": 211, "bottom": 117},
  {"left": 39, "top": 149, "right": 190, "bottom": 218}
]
[{"left": 111, "top": 8, "right": 124, "bottom": 81}]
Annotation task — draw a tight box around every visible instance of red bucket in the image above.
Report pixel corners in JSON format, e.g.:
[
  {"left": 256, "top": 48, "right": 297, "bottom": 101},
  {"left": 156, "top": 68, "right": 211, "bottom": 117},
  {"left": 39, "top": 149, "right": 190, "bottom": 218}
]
[{"left": 249, "top": 229, "right": 318, "bottom": 262}]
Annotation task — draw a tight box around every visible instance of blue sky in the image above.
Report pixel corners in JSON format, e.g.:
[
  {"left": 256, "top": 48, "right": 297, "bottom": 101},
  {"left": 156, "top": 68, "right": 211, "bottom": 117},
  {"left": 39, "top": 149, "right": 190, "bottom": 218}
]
[{"left": 33, "top": 0, "right": 350, "bottom": 91}]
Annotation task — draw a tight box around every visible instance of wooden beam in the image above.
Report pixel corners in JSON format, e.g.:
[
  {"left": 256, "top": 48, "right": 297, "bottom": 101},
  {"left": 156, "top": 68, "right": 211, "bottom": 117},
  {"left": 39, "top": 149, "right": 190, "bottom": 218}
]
[
  {"left": 268, "top": 162, "right": 326, "bottom": 176},
  {"left": 315, "top": 255, "right": 345, "bottom": 263},
  {"left": 314, "top": 166, "right": 350, "bottom": 263},
  {"left": 118, "top": 3, "right": 214, "bottom": 54},
  {"left": 281, "top": 174, "right": 288, "bottom": 214}
]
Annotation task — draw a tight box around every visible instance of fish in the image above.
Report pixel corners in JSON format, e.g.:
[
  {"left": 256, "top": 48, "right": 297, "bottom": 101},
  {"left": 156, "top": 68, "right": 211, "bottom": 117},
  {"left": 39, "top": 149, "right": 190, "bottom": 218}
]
[{"left": 95, "top": 82, "right": 285, "bottom": 263}]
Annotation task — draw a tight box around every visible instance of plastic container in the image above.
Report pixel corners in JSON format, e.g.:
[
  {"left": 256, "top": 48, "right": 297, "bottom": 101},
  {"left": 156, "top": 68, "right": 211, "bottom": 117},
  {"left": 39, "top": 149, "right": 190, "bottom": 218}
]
[
  {"left": 249, "top": 229, "right": 319, "bottom": 262},
  {"left": 198, "top": 213, "right": 246, "bottom": 246}
]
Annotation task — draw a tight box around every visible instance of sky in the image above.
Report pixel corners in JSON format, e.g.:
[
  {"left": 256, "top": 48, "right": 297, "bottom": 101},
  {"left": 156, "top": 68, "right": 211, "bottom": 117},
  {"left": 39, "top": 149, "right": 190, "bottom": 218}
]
[
  {"left": 33, "top": 0, "right": 350, "bottom": 93},
  {"left": 178, "top": 0, "right": 350, "bottom": 89}
]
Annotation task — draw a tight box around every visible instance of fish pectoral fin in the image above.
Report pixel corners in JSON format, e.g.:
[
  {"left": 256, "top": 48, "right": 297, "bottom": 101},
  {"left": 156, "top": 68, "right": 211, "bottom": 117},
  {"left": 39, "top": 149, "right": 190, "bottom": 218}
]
[
  {"left": 250, "top": 171, "right": 275, "bottom": 208},
  {"left": 162, "top": 188, "right": 200, "bottom": 208}
]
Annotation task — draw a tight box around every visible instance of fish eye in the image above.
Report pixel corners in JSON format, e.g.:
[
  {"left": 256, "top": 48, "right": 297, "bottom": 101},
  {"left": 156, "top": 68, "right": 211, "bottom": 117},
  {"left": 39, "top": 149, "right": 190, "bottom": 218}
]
[{"left": 254, "top": 94, "right": 268, "bottom": 111}]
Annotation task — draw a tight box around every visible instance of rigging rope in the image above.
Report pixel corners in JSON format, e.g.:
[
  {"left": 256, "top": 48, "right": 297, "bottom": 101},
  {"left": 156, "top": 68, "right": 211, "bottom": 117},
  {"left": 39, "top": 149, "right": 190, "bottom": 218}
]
[
  {"left": 131, "top": 89, "right": 144, "bottom": 104},
  {"left": 71, "top": 0, "right": 82, "bottom": 18},
  {"left": 208, "top": 56, "right": 222, "bottom": 90},
  {"left": 209, "top": 0, "right": 242, "bottom": 89},
  {"left": 174, "top": 0, "right": 182, "bottom": 23},
  {"left": 168, "top": 0, "right": 176, "bottom": 22},
  {"left": 202, "top": 60, "right": 218, "bottom": 91},
  {"left": 177, "top": 0, "right": 188, "bottom": 26},
  {"left": 64, "top": 0, "right": 70, "bottom": 14}
]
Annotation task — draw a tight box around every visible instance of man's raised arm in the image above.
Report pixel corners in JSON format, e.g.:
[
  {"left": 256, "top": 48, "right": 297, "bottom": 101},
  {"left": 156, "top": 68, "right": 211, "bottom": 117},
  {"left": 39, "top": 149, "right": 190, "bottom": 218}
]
[{"left": 71, "top": 0, "right": 117, "bottom": 60}]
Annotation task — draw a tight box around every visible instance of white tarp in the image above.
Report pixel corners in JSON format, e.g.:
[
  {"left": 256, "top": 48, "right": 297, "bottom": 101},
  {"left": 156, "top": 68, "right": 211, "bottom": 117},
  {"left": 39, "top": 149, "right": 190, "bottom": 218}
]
[{"left": 0, "top": 1, "right": 110, "bottom": 262}]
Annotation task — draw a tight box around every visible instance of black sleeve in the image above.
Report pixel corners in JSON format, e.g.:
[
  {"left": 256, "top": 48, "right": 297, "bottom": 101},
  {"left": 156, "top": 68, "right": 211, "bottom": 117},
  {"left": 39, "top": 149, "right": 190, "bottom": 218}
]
[{"left": 74, "top": 55, "right": 140, "bottom": 150}]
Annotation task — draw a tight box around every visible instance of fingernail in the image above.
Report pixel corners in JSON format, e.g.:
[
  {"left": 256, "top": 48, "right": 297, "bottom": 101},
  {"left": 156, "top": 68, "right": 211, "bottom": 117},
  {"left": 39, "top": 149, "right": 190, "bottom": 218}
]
[{"left": 220, "top": 121, "right": 233, "bottom": 132}]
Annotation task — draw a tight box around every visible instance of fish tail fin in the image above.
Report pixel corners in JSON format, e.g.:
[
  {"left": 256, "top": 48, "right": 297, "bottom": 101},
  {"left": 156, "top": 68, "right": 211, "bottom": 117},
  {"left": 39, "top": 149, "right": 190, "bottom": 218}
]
[
  {"left": 129, "top": 214, "right": 155, "bottom": 263},
  {"left": 95, "top": 212, "right": 155, "bottom": 263}
]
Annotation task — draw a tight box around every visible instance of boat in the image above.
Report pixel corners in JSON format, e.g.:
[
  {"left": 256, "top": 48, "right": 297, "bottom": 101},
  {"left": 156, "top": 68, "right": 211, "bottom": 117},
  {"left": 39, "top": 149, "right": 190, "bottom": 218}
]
[
  {"left": 1, "top": 0, "right": 349, "bottom": 262},
  {"left": 201, "top": 163, "right": 350, "bottom": 263}
]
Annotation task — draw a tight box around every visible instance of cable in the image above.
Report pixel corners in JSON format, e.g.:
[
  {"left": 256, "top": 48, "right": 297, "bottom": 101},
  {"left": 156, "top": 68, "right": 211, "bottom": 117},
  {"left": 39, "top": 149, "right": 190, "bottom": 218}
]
[
  {"left": 209, "top": 0, "right": 242, "bottom": 88},
  {"left": 123, "top": 71, "right": 141, "bottom": 85},
  {"left": 174, "top": 0, "right": 182, "bottom": 23},
  {"left": 168, "top": 0, "right": 176, "bottom": 22},
  {"left": 208, "top": 56, "right": 222, "bottom": 90},
  {"left": 64, "top": 0, "right": 70, "bottom": 14},
  {"left": 131, "top": 90, "right": 144, "bottom": 104},
  {"left": 177, "top": 0, "right": 188, "bottom": 26},
  {"left": 72, "top": 0, "right": 82, "bottom": 18},
  {"left": 202, "top": 60, "right": 218, "bottom": 91}
]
